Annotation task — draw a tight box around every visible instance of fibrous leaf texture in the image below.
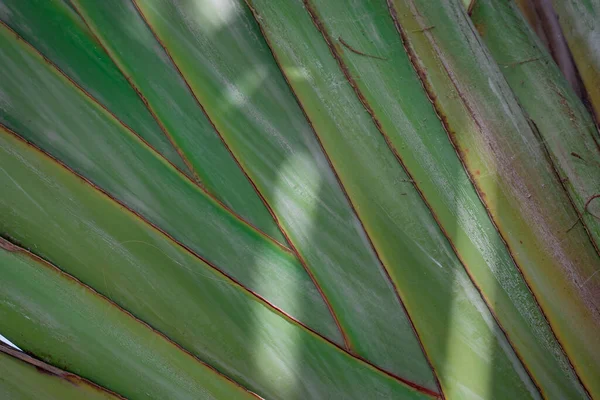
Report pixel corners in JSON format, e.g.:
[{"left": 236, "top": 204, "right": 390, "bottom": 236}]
[{"left": 0, "top": 0, "right": 598, "bottom": 399}]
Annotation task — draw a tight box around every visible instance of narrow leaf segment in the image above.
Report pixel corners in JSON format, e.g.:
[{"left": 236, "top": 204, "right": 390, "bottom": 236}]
[
  {"left": 131, "top": 0, "right": 438, "bottom": 385},
  {"left": 0, "top": 0, "right": 191, "bottom": 175},
  {"left": 69, "top": 0, "right": 288, "bottom": 243},
  {"left": 471, "top": 0, "right": 600, "bottom": 292},
  {"left": 0, "top": 21, "right": 340, "bottom": 344},
  {"left": 387, "top": 0, "right": 600, "bottom": 396},
  {"left": 0, "top": 343, "right": 123, "bottom": 400},
  {"left": 287, "top": 0, "right": 587, "bottom": 397},
  {"left": 0, "top": 128, "right": 435, "bottom": 400},
  {"left": 0, "top": 240, "right": 258, "bottom": 400},
  {"left": 549, "top": 0, "right": 600, "bottom": 122},
  {"left": 245, "top": 0, "right": 543, "bottom": 398}
]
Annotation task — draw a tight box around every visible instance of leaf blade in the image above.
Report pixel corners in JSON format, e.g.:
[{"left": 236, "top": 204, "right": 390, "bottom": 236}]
[
  {"left": 0, "top": 20, "right": 340, "bottom": 344},
  {"left": 69, "top": 0, "right": 288, "bottom": 243},
  {"left": 0, "top": 344, "right": 123, "bottom": 400},
  {"left": 549, "top": 0, "right": 600, "bottom": 122},
  {"left": 131, "top": 0, "right": 438, "bottom": 386},
  {"left": 244, "top": 0, "right": 543, "bottom": 398},
  {"left": 0, "top": 0, "right": 191, "bottom": 175},
  {"left": 0, "top": 241, "right": 258, "bottom": 400},
  {"left": 0, "top": 127, "right": 433, "bottom": 400},
  {"left": 278, "top": 0, "right": 588, "bottom": 397},
  {"left": 387, "top": 0, "right": 600, "bottom": 395}
]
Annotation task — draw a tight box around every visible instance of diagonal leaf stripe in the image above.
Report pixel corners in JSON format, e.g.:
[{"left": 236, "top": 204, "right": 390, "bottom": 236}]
[
  {"left": 0, "top": 126, "right": 436, "bottom": 399},
  {"left": 70, "top": 0, "right": 348, "bottom": 348},
  {"left": 244, "top": 0, "right": 541, "bottom": 398},
  {"left": 0, "top": 20, "right": 341, "bottom": 345},
  {"left": 470, "top": 1, "right": 600, "bottom": 394},
  {"left": 0, "top": 0, "right": 598, "bottom": 398},
  {"left": 549, "top": 0, "right": 600, "bottom": 123},
  {"left": 71, "top": 0, "right": 289, "bottom": 243},
  {"left": 129, "top": 0, "right": 439, "bottom": 386},
  {"left": 0, "top": 0, "right": 191, "bottom": 176},
  {"left": 0, "top": 343, "right": 124, "bottom": 400},
  {"left": 262, "top": 0, "right": 588, "bottom": 398},
  {"left": 0, "top": 240, "right": 260, "bottom": 400},
  {"left": 386, "top": 0, "right": 600, "bottom": 396},
  {"left": 0, "top": 0, "right": 288, "bottom": 245},
  {"left": 470, "top": 0, "right": 600, "bottom": 256}
]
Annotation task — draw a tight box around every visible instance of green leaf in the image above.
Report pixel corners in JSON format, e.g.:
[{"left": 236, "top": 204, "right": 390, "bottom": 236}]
[
  {"left": 0, "top": 0, "right": 287, "bottom": 244},
  {"left": 243, "top": 0, "right": 545, "bottom": 398},
  {"left": 128, "top": 0, "right": 437, "bottom": 386},
  {"left": 251, "top": 0, "right": 586, "bottom": 397},
  {"left": 471, "top": 0, "right": 600, "bottom": 317},
  {"left": 0, "top": 0, "right": 190, "bottom": 175},
  {"left": 0, "top": 0, "right": 598, "bottom": 398},
  {"left": 387, "top": 0, "right": 600, "bottom": 396},
  {"left": 0, "top": 129, "right": 432, "bottom": 400},
  {"left": 0, "top": 240, "right": 258, "bottom": 399},
  {"left": 0, "top": 20, "right": 339, "bottom": 344},
  {"left": 549, "top": 0, "right": 600, "bottom": 121},
  {"left": 0, "top": 344, "right": 121, "bottom": 400}
]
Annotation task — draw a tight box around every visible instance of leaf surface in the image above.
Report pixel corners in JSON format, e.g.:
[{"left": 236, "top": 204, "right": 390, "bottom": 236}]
[
  {"left": 69, "top": 0, "right": 287, "bottom": 241},
  {"left": 387, "top": 0, "right": 600, "bottom": 395},
  {"left": 0, "top": 344, "right": 122, "bottom": 400},
  {"left": 0, "top": 0, "right": 190, "bottom": 175},
  {"left": 244, "top": 0, "right": 544, "bottom": 398},
  {"left": 0, "top": 126, "right": 434, "bottom": 400},
  {"left": 549, "top": 0, "right": 600, "bottom": 121},
  {"left": 472, "top": 0, "right": 600, "bottom": 310},
  {"left": 0, "top": 241, "right": 257, "bottom": 400},
  {"left": 261, "top": 0, "right": 588, "bottom": 397},
  {"left": 0, "top": 20, "right": 339, "bottom": 343},
  {"left": 129, "top": 0, "right": 437, "bottom": 385}
]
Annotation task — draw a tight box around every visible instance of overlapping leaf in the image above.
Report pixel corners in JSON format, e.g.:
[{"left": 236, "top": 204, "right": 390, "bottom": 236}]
[
  {"left": 0, "top": 0, "right": 598, "bottom": 399},
  {"left": 0, "top": 130, "right": 431, "bottom": 399},
  {"left": 0, "top": 343, "right": 122, "bottom": 400}
]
